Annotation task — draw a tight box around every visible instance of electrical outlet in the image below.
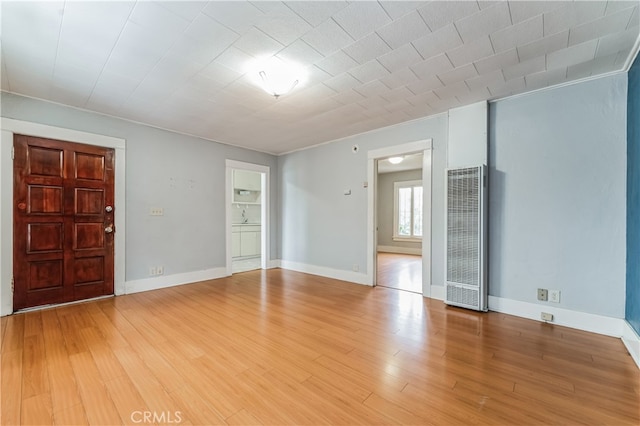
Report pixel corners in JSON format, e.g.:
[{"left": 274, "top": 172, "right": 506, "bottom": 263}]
[
  {"left": 149, "top": 267, "right": 157, "bottom": 276},
  {"left": 352, "top": 264, "right": 359, "bottom": 272},
  {"left": 157, "top": 266, "right": 164, "bottom": 275},
  {"left": 537, "top": 288, "right": 548, "bottom": 301},
  {"left": 549, "top": 290, "right": 560, "bottom": 303},
  {"left": 150, "top": 207, "right": 164, "bottom": 216},
  {"left": 541, "top": 312, "right": 553, "bottom": 322}
]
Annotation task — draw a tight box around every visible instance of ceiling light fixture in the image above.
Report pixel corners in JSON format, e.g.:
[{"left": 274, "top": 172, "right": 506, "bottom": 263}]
[
  {"left": 247, "top": 57, "right": 306, "bottom": 99},
  {"left": 388, "top": 156, "right": 404, "bottom": 164}
]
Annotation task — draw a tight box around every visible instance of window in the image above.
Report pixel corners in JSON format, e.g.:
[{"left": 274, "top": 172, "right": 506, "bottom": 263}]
[{"left": 393, "top": 180, "right": 423, "bottom": 241}]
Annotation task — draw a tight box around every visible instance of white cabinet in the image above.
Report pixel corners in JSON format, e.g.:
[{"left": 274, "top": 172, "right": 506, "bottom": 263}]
[
  {"left": 233, "top": 170, "right": 261, "bottom": 191},
  {"left": 232, "top": 225, "right": 261, "bottom": 258}
]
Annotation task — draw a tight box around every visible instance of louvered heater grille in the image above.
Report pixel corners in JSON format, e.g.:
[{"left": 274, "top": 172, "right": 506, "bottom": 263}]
[{"left": 445, "top": 166, "right": 487, "bottom": 311}]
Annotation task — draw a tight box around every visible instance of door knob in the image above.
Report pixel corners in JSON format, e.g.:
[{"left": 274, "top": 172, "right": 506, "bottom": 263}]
[
  {"left": 105, "top": 205, "right": 113, "bottom": 213},
  {"left": 105, "top": 225, "right": 114, "bottom": 233}
]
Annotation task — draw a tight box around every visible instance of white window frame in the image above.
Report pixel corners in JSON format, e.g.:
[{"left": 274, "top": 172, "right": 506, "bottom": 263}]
[{"left": 393, "top": 179, "right": 423, "bottom": 242}]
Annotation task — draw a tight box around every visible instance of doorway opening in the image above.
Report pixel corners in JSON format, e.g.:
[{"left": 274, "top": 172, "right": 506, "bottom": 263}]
[
  {"left": 225, "top": 160, "right": 270, "bottom": 275},
  {"left": 366, "top": 140, "right": 432, "bottom": 296}
]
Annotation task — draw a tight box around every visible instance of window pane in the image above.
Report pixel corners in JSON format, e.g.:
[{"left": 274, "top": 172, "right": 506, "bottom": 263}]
[
  {"left": 398, "top": 187, "right": 412, "bottom": 236},
  {"left": 413, "top": 186, "right": 423, "bottom": 237}
]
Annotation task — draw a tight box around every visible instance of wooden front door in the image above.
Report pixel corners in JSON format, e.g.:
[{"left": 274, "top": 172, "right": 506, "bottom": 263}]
[{"left": 13, "top": 135, "right": 115, "bottom": 310}]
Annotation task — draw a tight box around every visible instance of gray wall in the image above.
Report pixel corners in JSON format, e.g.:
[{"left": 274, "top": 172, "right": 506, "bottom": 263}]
[
  {"left": 1, "top": 92, "right": 278, "bottom": 281},
  {"left": 377, "top": 169, "right": 423, "bottom": 250},
  {"left": 489, "top": 74, "right": 627, "bottom": 318},
  {"left": 279, "top": 113, "right": 449, "bottom": 286}
]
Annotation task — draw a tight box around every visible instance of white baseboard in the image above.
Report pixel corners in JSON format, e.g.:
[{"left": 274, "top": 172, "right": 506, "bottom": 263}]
[
  {"left": 268, "top": 259, "right": 281, "bottom": 269},
  {"left": 488, "top": 295, "right": 624, "bottom": 338},
  {"left": 622, "top": 321, "right": 640, "bottom": 369},
  {"left": 279, "top": 260, "right": 371, "bottom": 286},
  {"left": 125, "top": 267, "right": 228, "bottom": 295},
  {"left": 377, "top": 245, "right": 422, "bottom": 255},
  {"left": 429, "top": 285, "right": 445, "bottom": 300}
]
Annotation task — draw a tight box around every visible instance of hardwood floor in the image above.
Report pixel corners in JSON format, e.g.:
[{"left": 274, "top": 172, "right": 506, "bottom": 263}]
[
  {"left": 376, "top": 252, "right": 422, "bottom": 293},
  {"left": 2, "top": 269, "right": 639, "bottom": 425}
]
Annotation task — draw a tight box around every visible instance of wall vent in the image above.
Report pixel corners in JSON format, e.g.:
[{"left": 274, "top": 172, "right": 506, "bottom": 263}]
[{"left": 445, "top": 165, "right": 488, "bottom": 311}]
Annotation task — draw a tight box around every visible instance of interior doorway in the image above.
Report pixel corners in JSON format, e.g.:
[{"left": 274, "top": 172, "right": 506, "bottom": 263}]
[
  {"left": 225, "top": 160, "right": 270, "bottom": 276},
  {"left": 366, "top": 140, "right": 432, "bottom": 296}
]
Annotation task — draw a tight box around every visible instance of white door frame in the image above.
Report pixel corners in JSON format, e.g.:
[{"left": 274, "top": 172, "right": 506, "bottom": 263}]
[
  {"left": 0, "top": 118, "right": 126, "bottom": 316},
  {"left": 225, "top": 159, "right": 270, "bottom": 276},
  {"left": 366, "top": 139, "right": 432, "bottom": 296}
]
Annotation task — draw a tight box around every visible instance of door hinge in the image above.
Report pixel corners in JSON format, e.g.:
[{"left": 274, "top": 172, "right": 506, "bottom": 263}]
[
  {"left": 11, "top": 146, "right": 15, "bottom": 160},
  {"left": 11, "top": 277, "right": 14, "bottom": 293}
]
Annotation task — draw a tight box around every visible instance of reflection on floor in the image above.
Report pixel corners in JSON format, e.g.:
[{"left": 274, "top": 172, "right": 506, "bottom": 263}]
[
  {"left": 377, "top": 252, "right": 422, "bottom": 293},
  {"left": 232, "top": 256, "right": 262, "bottom": 274}
]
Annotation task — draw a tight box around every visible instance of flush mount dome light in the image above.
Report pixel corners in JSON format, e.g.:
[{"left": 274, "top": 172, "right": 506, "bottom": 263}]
[
  {"left": 388, "top": 156, "right": 404, "bottom": 164},
  {"left": 247, "top": 57, "right": 306, "bottom": 99}
]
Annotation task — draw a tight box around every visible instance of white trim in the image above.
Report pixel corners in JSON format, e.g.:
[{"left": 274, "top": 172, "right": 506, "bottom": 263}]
[
  {"left": 225, "top": 160, "right": 270, "bottom": 277},
  {"left": 367, "top": 139, "right": 433, "bottom": 296},
  {"left": 0, "top": 119, "right": 126, "bottom": 316},
  {"left": 488, "top": 295, "right": 624, "bottom": 338},
  {"left": 623, "top": 32, "right": 640, "bottom": 73},
  {"left": 377, "top": 245, "right": 422, "bottom": 256},
  {"left": 392, "top": 179, "right": 423, "bottom": 241},
  {"left": 622, "top": 322, "right": 640, "bottom": 370},
  {"left": 125, "top": 268, "right": 227, "bottom": 295},
  {"left": 429, "top": 285, "right": 445, "bottom": 301},
  {"left": 268, "top": 259, "right": 281, "bottom": 269},
  {"left": 280, "top": 260, "right": 370, "bottom": 286}
]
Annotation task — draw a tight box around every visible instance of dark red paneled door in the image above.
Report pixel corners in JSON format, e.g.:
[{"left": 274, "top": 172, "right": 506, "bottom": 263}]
[{"left": 13, "top": 134, "right": 115, "bottom": 310}]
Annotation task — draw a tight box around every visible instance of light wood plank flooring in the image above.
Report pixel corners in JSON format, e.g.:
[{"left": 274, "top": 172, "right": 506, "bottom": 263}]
[
  {"left": 2, "top": 269, "right": 639, "bottom": 425},
  {"left": 377, "top": 252, "right": 422, "bottom": 293}
]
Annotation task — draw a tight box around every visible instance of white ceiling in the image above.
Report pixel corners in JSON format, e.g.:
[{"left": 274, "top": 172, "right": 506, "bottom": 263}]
[
  {"left": 1, "top": 1, "right": 638, "bottom": 155},
  {"left": 378, "top": 152, "right": 423, "bottom": 173}
]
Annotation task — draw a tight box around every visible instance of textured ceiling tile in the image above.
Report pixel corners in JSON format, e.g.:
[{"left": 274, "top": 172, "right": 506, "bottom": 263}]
[
  {"left": 547, "top": 39, "right": 597, "bottom": 69},
  {"left": 323, "top": 73, "right": 362, "bottom": 92},
  {"left": 376, "top": 11, "right": 430, "bottom": 49},
  {"left": 277, "top": 39, "right": 324, "bottom": 65},
  {"left": 377, "top": 44, "right": 423, "bottom": 73},
  {"left": 406, "top": 74, "right": 443, "bottom": 95},
  {"left": 437, "top": 64, "right": 477, "bottom": 85},
  {"left": 165, "top": 35, "right": 227, "bottom": 66},
  {"left": 411, "top": 23, "right": 463, "bottom": 60},
  {"left": 316, "top": 50, "right": 360, "bottom": 76},
  {"left": 232, "top": 27, "right": 284, "bottom": 57},
  {"left": 129, "top": 1, "right": 190, "bottom": 34},
  {"left": 380, "top": 68, "right": 419, "bottom": 89},
  {"left": 433, "top": 80, "right": 469, "bottom": 101},
  {"left": 567, "top": 53, "right": 618, "bottom": 79},
  {"left": 354, "top": 80, "right": 391, "bottom": 97},
  {"left": 411, "top": 54, "right": 453, "bottom": 78},
  {"left": 332, "top": 2, "right": 392, "bottom": 40},
  {"left": 184, "top": 13, "right": 240, "bottom": 46},
  {"left": 381, "top": 87, "right": 414, "bottom": 103},
  {"left": 285, "top": 1, "right": 349, "bottom": 27},
  {"left": 446, "top": 36, "right": 494, "bottom": 67},
  {"left": 254, "top": 6, "right": 313, "bottom": 46},
  {"left": 343, "top": 33, "right": 391, "bottom": 65},
  {"left": 214, "top": 47, "right": 254, "bottom": 74},
  {"left": 605, "top": 0, "right": 639, "bottom": 15},
  {"left": 418, "top": 1, "right": 480, "bottom": 32},
  {"left": 465, "top": 68, "right": 504, "bottom": 92},
  {"left": 568, "top": 7, "right": 638, "bottom": 46},
  {"left": 544, "top": 2, "right": 606, "bottom": 36},
  {"left": 406, "top": 90, "right": 439, "bottom": 107},
  {"left": 525, "top": 67, "right": 568, "bottom": 90},
  {"left": 197, "top": 62, "right": 241, "bottom": 87},
  {"left": 454, "top": 1, "right": 512, "bottom": 43},
  {"left": 202, "top": 1, "right": 264, "bottom": 33},
  {"left": 302, "top": 19, "right": 354, "bottom": 56},
  {"left": 155, "top": 1, "right": 206, "bottom": 22},
  {"left": 331, "top": 89, "right": 366, "bottom": 105},
  {"left": 490, "top": 15, "right": 543, "bottom": 53},
  {"left": 488, "top": 76, "right": 526, "bottom": 98},
  {"left": 507, "top": 1, "right": 569, "bottom": 24},
  {"left": 474, "top": 48, "right": 519, "bottom": 75},
  {"left": 502, "top": 56, "right": 546, "bottom": 80},
  {"left": 517, "top": 31, "right": 569, "bottom": 62},
  {"left": 379, "top": 1, "right": 427, "bottom": 20},
  {"left": 595, "top": 27, "right": 640, "bottom": 58},
  {"left": 349, "top": 60, "right": 390, "bottom": 84}
]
